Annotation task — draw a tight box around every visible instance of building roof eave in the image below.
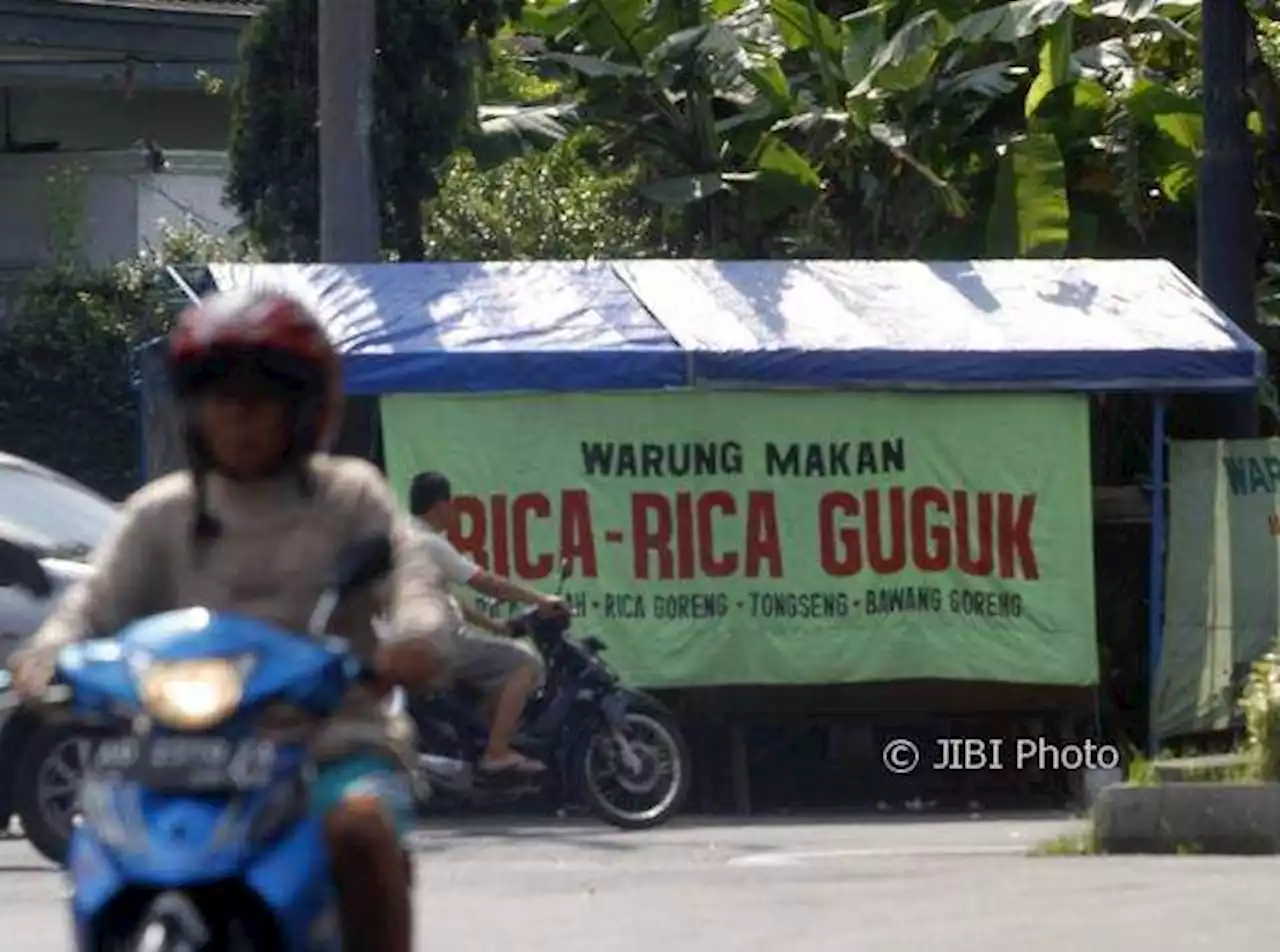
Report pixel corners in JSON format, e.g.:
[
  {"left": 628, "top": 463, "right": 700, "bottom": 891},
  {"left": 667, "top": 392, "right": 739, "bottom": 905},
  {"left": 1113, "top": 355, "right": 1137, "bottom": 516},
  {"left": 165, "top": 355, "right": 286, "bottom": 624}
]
[{"left": 0, "top": 0, "right": 251, "bottom": 61}]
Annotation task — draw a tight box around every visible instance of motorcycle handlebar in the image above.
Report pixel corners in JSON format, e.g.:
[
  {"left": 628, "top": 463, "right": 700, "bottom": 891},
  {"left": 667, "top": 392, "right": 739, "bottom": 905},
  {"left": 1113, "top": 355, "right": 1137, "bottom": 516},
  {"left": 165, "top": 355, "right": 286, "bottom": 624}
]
[
  {"left": 508, "top": 605, "right": 570, "bottom": 638},
  {"left": 42, "top": 683, "right": 72, "bottom": 705}
]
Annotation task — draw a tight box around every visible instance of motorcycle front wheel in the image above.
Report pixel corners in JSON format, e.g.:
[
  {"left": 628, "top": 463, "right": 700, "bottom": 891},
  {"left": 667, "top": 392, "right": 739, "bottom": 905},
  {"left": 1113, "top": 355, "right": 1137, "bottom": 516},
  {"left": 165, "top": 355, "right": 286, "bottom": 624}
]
[
  {"left": 572, "top": 695, "right": 690, "bottom": 831},
  {"left": 15, "top": 719, "right": 107, "bottom": 867}
]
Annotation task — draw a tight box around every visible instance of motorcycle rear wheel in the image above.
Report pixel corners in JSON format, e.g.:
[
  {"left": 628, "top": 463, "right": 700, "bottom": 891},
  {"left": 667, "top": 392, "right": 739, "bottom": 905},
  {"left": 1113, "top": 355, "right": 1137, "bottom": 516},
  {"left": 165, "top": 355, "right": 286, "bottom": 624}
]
[{"left": 573, "top": 695, "right": 690, "bottom": 831}]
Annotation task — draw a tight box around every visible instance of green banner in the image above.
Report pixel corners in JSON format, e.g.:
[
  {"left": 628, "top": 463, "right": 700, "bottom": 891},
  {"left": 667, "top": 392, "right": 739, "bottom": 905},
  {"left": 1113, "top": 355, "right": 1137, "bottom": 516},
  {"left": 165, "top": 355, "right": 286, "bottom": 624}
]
[
  {"left": 382, "top": 391, "right": 1097, "bottom": 688},
  {"left": 1155, "top": 439, "right": 1280, "bottom": 740}
]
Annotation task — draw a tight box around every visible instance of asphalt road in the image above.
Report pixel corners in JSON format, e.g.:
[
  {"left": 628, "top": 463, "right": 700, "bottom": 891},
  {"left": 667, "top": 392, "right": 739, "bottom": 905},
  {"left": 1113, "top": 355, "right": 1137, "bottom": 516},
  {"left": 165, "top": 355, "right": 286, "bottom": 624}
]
[{"left": 0, "top": 813, "right": 1275, "bottom": 950}]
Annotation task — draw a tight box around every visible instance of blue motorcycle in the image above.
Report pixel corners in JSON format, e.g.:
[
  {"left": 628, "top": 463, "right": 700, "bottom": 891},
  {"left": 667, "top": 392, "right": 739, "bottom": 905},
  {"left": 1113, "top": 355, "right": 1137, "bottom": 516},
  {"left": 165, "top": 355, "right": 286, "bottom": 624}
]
[{"left": 0, "top": 534, "right": 393, "bottom": 951}]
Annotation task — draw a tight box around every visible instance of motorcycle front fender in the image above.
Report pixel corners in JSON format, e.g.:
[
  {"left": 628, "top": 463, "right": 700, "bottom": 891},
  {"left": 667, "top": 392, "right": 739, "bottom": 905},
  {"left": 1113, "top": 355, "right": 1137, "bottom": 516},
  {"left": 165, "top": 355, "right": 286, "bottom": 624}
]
[
  {"left": 245, "top": 813, "right": 341, "bottom": 951},
  {"left": 564, "top": 687, "right": 667, "bottom": 753},
  {"left": 70, "top": 810, "right": 340, "bottom": 952},
  {"left": 558, "top": 687, "right": 629, "bottom": 764},
  {"left": 599, "top": 691, "right": 633, "bottom": 730},
  {"left": 69, "top": 828, "right": 125, "bottom": 929}
]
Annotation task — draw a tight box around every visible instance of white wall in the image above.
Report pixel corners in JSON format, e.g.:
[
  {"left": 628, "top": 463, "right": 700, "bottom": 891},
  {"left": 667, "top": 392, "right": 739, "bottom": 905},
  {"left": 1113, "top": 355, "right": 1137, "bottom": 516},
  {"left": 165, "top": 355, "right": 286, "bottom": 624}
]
[
  {"left": 0, "top": 86, "right": 239, "bottom": 316},
  {"left": 135, "top": 156, "right": 241, "bottom": 251},
  {"left": 0, "top": 151, "right": 237, "bottom": 270}
]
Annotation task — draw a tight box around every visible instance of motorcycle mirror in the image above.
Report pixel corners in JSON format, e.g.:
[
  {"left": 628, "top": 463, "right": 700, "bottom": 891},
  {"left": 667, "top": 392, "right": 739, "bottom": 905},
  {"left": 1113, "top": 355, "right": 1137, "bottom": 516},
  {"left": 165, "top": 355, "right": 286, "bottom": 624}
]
[
  {"left": 329, "top": 535, "right": 394, "bottom": 594},
  {"left": 0, "top": 538, "right": 53, "bottom": 599}
]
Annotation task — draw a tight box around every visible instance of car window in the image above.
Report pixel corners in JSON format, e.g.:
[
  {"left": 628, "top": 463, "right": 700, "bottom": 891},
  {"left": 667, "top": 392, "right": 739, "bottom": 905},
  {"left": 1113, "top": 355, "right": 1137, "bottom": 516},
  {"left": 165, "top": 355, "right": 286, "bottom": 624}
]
[{"left": 0, "top": 464, "right": 120, "bottom": 560}]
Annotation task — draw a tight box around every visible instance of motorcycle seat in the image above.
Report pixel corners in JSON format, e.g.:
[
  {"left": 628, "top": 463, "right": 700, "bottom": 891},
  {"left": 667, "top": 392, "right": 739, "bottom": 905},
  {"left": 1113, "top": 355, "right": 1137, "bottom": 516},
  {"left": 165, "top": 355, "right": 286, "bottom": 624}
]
[{"left": 450, "top": 682, "right": 484, "bottom": 706}]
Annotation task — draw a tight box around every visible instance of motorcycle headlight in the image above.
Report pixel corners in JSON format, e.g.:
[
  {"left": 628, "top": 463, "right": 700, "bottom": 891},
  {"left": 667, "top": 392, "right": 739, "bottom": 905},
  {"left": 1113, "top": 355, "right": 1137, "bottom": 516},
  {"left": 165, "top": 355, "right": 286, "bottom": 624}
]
[{"left": 138, "top": 657, "right": 250, "bottom": 730}]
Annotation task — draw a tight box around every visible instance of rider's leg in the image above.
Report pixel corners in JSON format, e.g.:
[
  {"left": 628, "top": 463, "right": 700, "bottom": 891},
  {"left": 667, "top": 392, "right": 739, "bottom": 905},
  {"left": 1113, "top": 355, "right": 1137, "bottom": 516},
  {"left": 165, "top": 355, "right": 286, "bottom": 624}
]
[
  {"left": 314, "top": 756, "right": 415, "bottom": 952},
  {"left": 455, "top": 636, "right": 547, "bottom": 771},
  {"left": 483, "top": 660, "right": 542, "bottom": 766}
]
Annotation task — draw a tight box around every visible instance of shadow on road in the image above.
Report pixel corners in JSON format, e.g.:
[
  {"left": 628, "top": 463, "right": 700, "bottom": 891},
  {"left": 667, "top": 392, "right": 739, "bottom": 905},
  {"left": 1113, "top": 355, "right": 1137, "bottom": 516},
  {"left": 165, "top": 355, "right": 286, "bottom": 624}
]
[
  {"left": 414, "top": 806, "right": 1078, "bottom": 836},
  {"left": 411, "top": 821, "right": 642, "bottom": 854},
  {"left": 667, "top": 808, "right": 1081, "bottom": 827}
]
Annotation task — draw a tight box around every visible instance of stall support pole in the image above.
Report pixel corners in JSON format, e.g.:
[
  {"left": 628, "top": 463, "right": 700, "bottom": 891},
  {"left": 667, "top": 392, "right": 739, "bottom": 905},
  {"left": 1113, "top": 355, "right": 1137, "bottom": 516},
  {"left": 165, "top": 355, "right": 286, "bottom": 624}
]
[
  {"left": 131, "top": 351, "right": 147, "bottom": 486},
  {"left": 1147, "top": 396, "right": 1168, "bottom": 757},
  {"left": 729, "top": 723, "right": 752, "bottom": 816}
]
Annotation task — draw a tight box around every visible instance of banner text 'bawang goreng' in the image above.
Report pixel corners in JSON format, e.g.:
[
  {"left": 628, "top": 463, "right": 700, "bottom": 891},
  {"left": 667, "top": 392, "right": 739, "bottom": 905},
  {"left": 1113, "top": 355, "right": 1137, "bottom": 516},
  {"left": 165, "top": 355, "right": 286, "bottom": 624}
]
[{"left": 382, "top": 391, "right": 1096, "bottom": 689}]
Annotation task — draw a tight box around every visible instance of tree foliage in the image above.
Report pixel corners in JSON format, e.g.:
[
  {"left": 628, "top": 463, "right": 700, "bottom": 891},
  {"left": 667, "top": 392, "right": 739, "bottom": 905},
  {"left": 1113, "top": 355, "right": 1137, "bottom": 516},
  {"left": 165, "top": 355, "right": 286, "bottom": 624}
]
[
  {"left": 0, "top": 168, "right": 251, "bottom": 496},
  {"left": 420, "top": 40, "right": 658, "bottom": 259},
  {"left": 517, "top": 0, "right": 1278, "bottom": 273},
  {"left": 21, "top": 1, "right": 1280, "bottom": 496},
  {"left": 226, "top": 0, "right": 520, "bottom": 262},
  {"left": 424, "top": 132, "right": 660, "bottom": 259}
]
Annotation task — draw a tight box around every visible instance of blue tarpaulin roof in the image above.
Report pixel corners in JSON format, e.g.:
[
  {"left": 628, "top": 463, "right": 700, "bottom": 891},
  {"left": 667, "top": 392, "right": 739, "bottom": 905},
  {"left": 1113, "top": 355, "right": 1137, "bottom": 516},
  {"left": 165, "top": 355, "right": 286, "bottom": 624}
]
[{"left": 200, "top": 258, "right": 1264, "bottom": 394}]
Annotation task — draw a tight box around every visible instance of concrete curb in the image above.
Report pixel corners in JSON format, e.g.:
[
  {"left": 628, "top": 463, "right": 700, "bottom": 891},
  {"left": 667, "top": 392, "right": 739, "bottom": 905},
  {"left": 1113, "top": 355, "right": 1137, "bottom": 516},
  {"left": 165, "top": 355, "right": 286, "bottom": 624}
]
[{"left": 1093, "top": 782, "right": 1280, "bottom": 854}]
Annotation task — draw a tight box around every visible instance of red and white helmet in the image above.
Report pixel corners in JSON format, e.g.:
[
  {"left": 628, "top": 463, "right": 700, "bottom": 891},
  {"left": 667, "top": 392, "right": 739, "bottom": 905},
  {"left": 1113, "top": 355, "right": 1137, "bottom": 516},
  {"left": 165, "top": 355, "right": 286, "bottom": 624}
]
[
  {"left": 167, "top": 288, "right": 343, "bottom": 457},
  {"left": 167, "top": 289, "right": 343, "bottom": 542}
]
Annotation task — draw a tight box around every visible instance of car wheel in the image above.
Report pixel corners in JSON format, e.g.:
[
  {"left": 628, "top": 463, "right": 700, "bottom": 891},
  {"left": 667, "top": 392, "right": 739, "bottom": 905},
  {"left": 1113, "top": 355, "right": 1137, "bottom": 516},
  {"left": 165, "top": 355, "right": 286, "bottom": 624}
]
[{"left": 14, "top": 721, "right": 103, "bottom": 867}]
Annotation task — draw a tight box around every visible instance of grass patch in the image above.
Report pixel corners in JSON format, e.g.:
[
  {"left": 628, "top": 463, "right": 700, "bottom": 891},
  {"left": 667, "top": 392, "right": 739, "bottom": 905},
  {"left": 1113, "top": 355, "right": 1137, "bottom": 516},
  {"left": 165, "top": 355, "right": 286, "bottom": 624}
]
[
  {"left": 1030, "top": 829, "right": 1097, "bottom": 856},
  {"left": 1031, "top": 831, "right": 1213, "bottom": 856},
  {"left": 1240, "top": 650, "right": 1280, "bottom": 781},
  {"left": 1126, "top": 753, "right": 1158, "bottom": 786},
  {"left": 1126, "top": 748, "right": 1260, "bottom": 784},
  {"left": 1035, "top": 648, "right": 1280, "bottom": 859}
]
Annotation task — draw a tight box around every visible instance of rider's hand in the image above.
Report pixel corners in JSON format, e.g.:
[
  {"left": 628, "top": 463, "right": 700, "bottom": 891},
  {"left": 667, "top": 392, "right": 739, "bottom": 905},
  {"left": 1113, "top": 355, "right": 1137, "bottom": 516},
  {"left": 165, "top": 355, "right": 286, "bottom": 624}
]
[
  {"left": 535, "top": 595, "right": 568, "bottom": 617},
  {"left": 8, "top": 646, "right": 57, "bottom": 702}
]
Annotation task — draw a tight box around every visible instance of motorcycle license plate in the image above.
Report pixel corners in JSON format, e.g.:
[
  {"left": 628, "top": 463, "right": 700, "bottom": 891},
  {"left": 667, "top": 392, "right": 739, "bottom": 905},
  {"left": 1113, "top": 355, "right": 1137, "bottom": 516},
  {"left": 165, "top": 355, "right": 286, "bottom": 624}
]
[{"left": 92, "top": 736, "right": 278, "bottom": 792}]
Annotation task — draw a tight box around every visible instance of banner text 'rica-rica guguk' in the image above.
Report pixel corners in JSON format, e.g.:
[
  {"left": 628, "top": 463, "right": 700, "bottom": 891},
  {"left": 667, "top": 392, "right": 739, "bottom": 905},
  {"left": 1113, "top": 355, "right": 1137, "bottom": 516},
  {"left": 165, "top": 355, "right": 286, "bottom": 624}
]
[{"left": 446, "top": 487, "right": 1039, "bottom": 583}]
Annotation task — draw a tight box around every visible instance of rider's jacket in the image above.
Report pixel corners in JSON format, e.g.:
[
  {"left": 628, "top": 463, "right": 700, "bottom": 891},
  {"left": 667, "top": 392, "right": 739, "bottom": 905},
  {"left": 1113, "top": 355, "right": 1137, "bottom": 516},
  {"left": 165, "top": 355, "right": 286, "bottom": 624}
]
[{"left": 30, "top": 454, "right": 459, "bottom": 773}]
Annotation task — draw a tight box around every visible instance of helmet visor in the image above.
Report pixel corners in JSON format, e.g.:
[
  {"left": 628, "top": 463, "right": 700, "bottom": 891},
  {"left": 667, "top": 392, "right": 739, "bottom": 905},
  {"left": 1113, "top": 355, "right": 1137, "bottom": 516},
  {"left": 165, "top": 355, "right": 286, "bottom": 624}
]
[{"left": 171, "top": 346, "right": 324, "bottom": 401}]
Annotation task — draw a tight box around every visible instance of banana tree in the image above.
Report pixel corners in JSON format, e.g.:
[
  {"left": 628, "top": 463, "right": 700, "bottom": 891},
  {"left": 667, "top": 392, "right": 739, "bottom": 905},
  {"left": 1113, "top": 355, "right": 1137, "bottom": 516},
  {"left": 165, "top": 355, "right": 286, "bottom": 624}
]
[
  {"left": 726, "top": 0, "right": 1083, "bottom": 256},
  {"left": 764, "top": 0, "right": 1036, "bottom": 256},
  {"left": 515, "top": 0, "right": 764, "bottom": 250},
  {"left": 821, "top": 0, "right": 1209, "bottom": 256},
  {"left": 821, "top": 0, "right": 1214, "bottom": 256},
  {"left": 520, "top": 0, "right": 1214, "bottom": 258},
  {"left": 520, "top": 0, "right": 1019, "bottom": 254}
]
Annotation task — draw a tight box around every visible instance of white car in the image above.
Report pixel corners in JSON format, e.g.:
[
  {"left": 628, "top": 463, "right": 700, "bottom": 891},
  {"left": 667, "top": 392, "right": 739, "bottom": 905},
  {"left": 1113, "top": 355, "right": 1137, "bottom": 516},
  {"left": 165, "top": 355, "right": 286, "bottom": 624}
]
[{"left": 0, "top": 452, "right": 121, "bottom": 865}]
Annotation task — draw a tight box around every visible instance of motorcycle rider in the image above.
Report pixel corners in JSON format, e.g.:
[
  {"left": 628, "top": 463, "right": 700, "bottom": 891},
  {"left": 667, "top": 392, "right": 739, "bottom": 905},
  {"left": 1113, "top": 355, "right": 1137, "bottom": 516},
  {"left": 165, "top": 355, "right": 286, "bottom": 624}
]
[
  {"left": 409, "top": 470, "right": 562, "bottom": 774},
  {"left": 7, "top": 289, "right": 456, "bottom": 952}
]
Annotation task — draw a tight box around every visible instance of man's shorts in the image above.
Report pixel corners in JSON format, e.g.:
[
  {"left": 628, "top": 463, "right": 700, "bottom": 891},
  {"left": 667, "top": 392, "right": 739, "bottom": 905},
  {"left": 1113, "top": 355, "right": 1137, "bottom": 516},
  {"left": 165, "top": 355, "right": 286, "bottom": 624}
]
[
  {"left": 311, "top": 755, "right": 415, "bottom": 840},
  {"left": 451, "top": 628, "right": 545, "bottom": 696}
]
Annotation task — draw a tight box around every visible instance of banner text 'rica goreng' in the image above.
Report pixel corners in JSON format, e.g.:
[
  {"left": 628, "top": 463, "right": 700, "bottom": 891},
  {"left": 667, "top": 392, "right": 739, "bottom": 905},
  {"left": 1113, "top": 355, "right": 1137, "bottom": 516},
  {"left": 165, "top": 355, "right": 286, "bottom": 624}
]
[{"left": 382, "top": 391, "right": 1097, "bottom": 689}]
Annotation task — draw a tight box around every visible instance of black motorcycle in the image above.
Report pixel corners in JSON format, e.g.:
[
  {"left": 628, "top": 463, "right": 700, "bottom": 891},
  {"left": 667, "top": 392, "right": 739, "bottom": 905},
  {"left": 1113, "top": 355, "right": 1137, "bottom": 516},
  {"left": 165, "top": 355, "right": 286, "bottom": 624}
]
[{"left": 408, "top": 564, "right": 691, "bottom": 830}]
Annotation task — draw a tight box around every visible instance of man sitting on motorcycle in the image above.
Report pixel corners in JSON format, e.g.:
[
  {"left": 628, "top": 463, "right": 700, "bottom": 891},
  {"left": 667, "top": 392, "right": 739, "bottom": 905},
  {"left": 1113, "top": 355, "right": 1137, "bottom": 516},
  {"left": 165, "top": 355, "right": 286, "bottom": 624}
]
[
  {"left": 8, "top": 289, "right": 456, "bottom": 952},
  {"left": 410, "top": 470, "right": 563, "bottom": 774}
]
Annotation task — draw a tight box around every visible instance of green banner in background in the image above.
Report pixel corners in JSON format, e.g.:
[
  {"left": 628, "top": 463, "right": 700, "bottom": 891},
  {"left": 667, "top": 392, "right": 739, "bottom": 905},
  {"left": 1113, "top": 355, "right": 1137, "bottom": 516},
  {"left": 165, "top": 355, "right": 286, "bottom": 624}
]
[
  {"left": 382, "top": 391, "right": 1097, "bottom": 689},
  {"left": 1155, "top": 439, "right": 1280, "bottom": 741}
]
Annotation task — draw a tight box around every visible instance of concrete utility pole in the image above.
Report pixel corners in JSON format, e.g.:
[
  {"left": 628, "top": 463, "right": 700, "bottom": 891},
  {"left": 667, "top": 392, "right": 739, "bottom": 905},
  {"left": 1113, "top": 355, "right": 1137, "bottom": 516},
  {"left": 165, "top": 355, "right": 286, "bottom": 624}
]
[
  {"left": 1198, "top": 0, "right": 1258, "bottom": 437},
  {"left": 319, "top": 0, "right": 381, "bottom": 262}
]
